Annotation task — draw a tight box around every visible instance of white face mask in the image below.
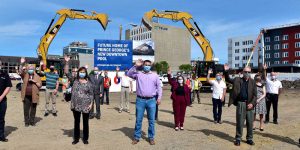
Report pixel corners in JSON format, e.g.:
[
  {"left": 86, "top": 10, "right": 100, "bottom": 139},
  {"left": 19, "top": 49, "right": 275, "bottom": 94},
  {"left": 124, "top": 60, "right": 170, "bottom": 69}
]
[
  {"left": 271, "top": 75, "right": 276, "bottom": 80},
  {"left": 178, "top": 79, "right": 183, "bottom": 84}
]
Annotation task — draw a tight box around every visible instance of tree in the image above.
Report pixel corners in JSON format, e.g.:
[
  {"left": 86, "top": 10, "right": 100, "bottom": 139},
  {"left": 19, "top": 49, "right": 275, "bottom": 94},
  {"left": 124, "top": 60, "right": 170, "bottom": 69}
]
[
  {"left": 153, "top": 61, "right": 169, "bottom": 75},
  {"left": 179, "top": 64, "right": 193, "bottom": 73}
]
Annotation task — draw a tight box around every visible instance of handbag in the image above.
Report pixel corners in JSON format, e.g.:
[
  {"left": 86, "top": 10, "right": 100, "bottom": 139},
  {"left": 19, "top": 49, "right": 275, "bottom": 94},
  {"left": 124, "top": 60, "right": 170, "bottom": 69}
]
[{"left": 64, "top": 87, "right": 72, "bottom": 102}]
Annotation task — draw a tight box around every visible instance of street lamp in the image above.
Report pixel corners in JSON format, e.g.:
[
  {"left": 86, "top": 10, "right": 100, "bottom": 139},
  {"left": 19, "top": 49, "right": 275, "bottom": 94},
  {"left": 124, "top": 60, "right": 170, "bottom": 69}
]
[{"left": 119, "top": 23, "right": 138, "bottom": 40}]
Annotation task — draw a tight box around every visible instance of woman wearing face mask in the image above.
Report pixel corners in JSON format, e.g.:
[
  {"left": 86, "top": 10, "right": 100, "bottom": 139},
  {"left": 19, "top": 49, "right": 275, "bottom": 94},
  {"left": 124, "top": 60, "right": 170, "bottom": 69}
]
[
  {"left": 253, "top": 74, "right": 266, "bottom": 131},
  {"left": 19, "top": 58, "right": 42, "bottom": 127},
  {"left": 70, "top": 67, "right": 94, "bottom": 145},
  {"left": 167, "top": 67, "right": 190, "bottom": 131}
]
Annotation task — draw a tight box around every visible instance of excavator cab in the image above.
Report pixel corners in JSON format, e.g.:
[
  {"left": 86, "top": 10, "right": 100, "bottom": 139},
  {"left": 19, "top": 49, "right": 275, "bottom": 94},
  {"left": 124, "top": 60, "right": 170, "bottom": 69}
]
[{"left": 195, "top": 61, "right": 224, "bottom": 91}]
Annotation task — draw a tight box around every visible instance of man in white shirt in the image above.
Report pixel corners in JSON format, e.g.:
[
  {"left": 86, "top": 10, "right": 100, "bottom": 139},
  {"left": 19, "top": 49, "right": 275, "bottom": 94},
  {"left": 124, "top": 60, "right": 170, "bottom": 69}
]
[
  {"left": 263, "top": 65, "right": 282, "bottom": 124},
  {"left": 116, "top": 67, "right": 133, "bottom": 113},
  {"left": 207, "top": 69, "right": 227, "bottom": 124}
]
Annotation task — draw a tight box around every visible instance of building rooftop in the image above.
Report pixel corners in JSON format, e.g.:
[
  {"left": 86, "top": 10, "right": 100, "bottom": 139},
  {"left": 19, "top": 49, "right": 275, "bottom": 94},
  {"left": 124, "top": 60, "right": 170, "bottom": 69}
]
[{"left": 262, "top": 22, "right": 300, "bottom": 31}]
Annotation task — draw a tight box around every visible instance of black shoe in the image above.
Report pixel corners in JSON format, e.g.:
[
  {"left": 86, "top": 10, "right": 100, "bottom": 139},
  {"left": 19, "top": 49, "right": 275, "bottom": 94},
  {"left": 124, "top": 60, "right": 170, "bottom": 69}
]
[
  {"left": 100, "top": 103, "right": 103, "bottom": 105},
  {"left": 0, "top": 138, "right": 8, "bottom": 142},
  {"left": 234, "top": 140, "right": 240, "bottom": 146},
  {"left": 25, "top": 123, "right": 29, "bottom": 127},
  {"left": 30, "top": 122, "right": 36, "bottom": 126},
  {"left": 106, "top": 103, "right": 109, "bottom": 105},
  {"left": 214, "top": 121, "right": 217, "bottom": 124},
  {"left": 72, "top": 140, "right": 79, "bottom": 145},
  {"left": 218, "top": 120, "right": 223, "bottom": 124},
  {"left": 96, "top": 116, "right": 101, "bottom": 120},
  {"left": 273, "top": 121, "right": 278, "bottom": 124},
  {"left": 260, "top": 128, "right": 264, "bottom": 131},
  {"left": 83, "top": 140, "right": 89, "bottom": 145},
  {"left": 89, "top": 115, "right": 94, "bottom": 119},
  {"left": 246, "top": 140, "right": 255, "bottom": 145},
  {"left": 53, "top": 113, "right": 57, "bottom": 117},
  {"left": 44, "top": 113, "right": 49, "bottom": 117}
]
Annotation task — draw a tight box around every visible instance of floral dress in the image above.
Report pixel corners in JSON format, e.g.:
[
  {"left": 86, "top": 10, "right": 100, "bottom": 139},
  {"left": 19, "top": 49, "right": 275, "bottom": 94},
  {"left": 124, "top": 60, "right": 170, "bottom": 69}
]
[
  {"left": 255, "top": 84, "right": 267, "bottom": 115},
  {"left": 70, "top": 80, "right": 94, "bottom": 113}
]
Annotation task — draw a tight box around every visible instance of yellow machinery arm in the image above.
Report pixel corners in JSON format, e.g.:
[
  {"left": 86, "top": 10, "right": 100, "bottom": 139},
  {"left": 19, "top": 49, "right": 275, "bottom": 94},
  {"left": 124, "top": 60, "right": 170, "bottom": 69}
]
[
  {"left": 37, "top": 8, "right": 109, "bottom": 68},
  {"left": 142, "top": 9, "right": 214, "bottom": 61}
]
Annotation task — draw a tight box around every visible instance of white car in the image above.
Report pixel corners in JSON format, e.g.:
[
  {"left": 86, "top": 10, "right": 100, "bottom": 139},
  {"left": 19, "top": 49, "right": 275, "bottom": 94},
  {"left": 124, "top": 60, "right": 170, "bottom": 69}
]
[{"left": 159, "top": 74, "right": 169, "bottom": 84}]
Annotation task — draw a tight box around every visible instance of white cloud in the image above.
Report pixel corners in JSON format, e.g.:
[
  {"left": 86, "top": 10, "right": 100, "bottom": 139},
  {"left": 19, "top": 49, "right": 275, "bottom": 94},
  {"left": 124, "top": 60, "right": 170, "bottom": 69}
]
[{"left": 0, "top": 20, "right": 45, "bottom": 37}]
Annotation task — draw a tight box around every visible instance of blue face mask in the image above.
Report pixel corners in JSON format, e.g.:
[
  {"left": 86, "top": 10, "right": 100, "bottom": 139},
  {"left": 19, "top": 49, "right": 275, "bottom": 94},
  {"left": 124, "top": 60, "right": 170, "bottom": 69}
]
[
  {"left": 28, "top": 70, "right": 34, "bottom": 75},
  {"left": 143, "top": 66, "right": 151, "bottom": 72},
  {"left": 216, "top": 76, "right": 222, "bottom": 81},
  {"left": 79, "top": 72, "right": 86, "bottom": 78}
]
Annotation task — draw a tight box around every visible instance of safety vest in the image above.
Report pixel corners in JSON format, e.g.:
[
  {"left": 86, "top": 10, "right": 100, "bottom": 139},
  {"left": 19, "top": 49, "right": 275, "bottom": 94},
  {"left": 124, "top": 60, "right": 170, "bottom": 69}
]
[{"left": 194, "top": 80, "right": 199, "bottom": 90}]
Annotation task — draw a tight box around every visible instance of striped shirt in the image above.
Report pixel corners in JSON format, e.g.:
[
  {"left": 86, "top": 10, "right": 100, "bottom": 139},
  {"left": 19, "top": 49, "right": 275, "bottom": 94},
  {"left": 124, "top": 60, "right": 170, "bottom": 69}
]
[{"left": 46, "top": 73, "right": 59, "bottom": 89}]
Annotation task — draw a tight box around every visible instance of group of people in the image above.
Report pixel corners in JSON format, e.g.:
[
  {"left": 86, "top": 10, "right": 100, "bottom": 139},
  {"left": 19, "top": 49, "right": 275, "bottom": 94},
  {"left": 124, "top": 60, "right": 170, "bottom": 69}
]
[{"left": 0, "top": 57, "right": 291, "bottom": 147}]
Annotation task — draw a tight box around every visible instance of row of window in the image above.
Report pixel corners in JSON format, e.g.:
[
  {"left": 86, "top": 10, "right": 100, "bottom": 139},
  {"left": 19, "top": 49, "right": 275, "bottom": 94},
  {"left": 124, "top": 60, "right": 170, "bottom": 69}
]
[
  {"left": 234, "top": 40, "right": 254, "bottom": 46},
  {"left": 234, "top": 63, "right": 254, "bottom": 68},
  {"left": 265, "top": 33, "right": 300, "bottom": 42},
  {"left": 234, "top": 48, "right": 253, "bottom": 53},
  {"left": 265, "top": 42, "right": 300, "bottom": 50},
  {"left": 130, "top": 27, "right": 149, "bottom": 36},
  {"left": 130, "top": 33, "right": 152, "bottom": 41},
  {"left": 265, "top": 60, "right": 300, "bottom": 66},
  {"left": 265, "top": 51, "right": 300, "bottom": 58}
]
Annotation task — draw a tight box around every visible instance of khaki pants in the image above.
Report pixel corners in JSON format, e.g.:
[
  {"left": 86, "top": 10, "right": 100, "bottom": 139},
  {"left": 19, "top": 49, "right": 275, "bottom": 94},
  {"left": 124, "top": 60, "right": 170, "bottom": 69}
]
[
  {"left": 119, "top": 87, "right": 130, "bottom": 111},
  {"left": 45, "top": 89, "right": 57, "bottom": 113}
]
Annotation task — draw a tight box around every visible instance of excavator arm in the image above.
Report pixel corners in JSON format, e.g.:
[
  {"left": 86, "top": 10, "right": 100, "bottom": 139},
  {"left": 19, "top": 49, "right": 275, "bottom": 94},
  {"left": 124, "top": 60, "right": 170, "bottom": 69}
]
[
  {"left": 37, "top": 9, "right": 109, "bottom": 68},
  {"left": 142, "top": 9, "right": 214, "bottom": 61}
]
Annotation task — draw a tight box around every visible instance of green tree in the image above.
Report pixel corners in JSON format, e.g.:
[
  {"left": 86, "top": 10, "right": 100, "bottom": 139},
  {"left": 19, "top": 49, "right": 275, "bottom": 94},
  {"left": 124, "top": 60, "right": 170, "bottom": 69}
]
[
  {"left": 160, "top": 61, "right": 169, "bottom": 74},
  {"left": 154, "top": 63, "right": 162, "bottom": 75},
  {"left": 179, "top": 64, "right": 193, "bottom": 73}
]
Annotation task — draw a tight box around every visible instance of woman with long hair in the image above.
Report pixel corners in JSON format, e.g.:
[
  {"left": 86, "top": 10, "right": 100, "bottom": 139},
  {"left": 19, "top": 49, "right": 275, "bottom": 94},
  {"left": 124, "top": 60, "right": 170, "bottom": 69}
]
[
  {"left": 253, "top": 73, "right": 267, "bottom": 131},
  {"left": 167, "top": 67, "right": 190, "bottom": 131}
]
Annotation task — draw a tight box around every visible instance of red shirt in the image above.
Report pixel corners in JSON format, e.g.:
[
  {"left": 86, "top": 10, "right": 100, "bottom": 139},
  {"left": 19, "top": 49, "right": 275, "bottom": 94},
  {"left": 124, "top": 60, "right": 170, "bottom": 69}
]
[{"left": 104, "top": 77, "right": 111, "bottom": 89}]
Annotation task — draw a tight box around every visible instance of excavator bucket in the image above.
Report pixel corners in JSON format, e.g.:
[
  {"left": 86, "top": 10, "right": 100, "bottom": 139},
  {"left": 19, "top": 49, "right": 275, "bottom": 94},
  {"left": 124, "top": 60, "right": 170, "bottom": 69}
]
[{"left": 95, "top": 14, "right": 109, "bottom": 30}]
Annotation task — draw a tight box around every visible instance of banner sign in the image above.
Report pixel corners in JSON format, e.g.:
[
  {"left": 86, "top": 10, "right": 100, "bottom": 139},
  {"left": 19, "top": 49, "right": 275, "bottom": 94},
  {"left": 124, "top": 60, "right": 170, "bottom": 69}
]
[{"left": 94, "top": 40, "right": 133, "bottom": 71}]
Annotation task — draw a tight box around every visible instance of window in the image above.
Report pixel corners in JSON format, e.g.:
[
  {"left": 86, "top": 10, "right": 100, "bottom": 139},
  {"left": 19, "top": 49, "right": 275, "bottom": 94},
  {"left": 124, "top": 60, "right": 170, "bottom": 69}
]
[
  {"left": 283, "top": 35, "right": 288, "bottom": 40},
  {"left": 249, "top": 40, "right": 253, "bottom": 45},
  {"left": 235, "top": 56, "right": 239, "bottom": 60},
  {"left": 295, "top": 51, "right": 300, "bottom": 57},
  {"left": 274, "top": 61, "right": 280, "bottom": 64},
  {"left": 295, "top": 42, "right": 300, "bottom": 48},
  {"left": 282, "top": 43, "right": 289, "bottom": 49},
  {"left": 265, "top": 37, "right": 270, "bottom": 42},
  {"left": 295, "top": 60, "right": 300, "bottom": 64},
  {"left": 274, "top": 44, "right": 280, "bottom": 50},
  {"left": 265, "top": 53, "right": 270, "bottom": 58},
  {"left": 242, "top": 41, "right": 246, "bottom": 45},
  {"left": 265, "top": 45, "right": 270, "bottom": 50},
  {"left": 295, "top": 33, "right": 300, "bottom": 39},
  {"left": 274, "top": 53, "right": 280, "bottom": 58},
  {"left": 266, "top": 61, "right": 271, "bottom": 66},
  {"left": 235, "top": 49, "right": 239, "bottom": 53},
  {"left": 283, "top": 61, "right": 289, "bottom": 64},
  {"left": 282, "top": 52, "right": 289, "bottom": 57},
  {"left": 274, "top": 36, "right": 280, "bottom": 41},
  {"left": 235, "top": 42, "right": 239, "bottom": 46},
  {"left": 235, "top": 64, "right": 239, "bottom": 68}
]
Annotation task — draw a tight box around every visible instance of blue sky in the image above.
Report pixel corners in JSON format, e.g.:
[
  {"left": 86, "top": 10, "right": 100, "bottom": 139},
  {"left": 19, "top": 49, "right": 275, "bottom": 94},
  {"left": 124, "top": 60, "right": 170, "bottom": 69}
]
[{"left": 0, "top": 0, "right": 300, "bottom": 63}]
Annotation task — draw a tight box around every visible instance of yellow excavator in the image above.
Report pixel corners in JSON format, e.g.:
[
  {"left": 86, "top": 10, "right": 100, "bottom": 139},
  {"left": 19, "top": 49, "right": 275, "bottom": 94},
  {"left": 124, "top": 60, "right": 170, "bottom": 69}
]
[
  {"left": 36, "top": 8, "right": 109, "bottom": 87},
  {"left": 142, "top": 9, "right": 223, "bottom": 90}
]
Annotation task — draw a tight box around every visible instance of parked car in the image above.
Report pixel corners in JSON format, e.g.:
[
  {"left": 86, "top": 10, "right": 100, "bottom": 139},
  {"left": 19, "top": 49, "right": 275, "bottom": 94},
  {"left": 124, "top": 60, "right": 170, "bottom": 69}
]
[{"left": 159, "top": 74, "right": 169, "bottom": 84}]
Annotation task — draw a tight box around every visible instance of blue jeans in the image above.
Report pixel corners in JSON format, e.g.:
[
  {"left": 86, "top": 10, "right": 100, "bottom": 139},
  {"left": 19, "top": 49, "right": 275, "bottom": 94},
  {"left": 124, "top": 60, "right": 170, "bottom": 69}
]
[
  {"left": 0, "top": 100, "right": 7, "bottom": 139},
  {"left": 134, "top": 97, "right": 156, "bottom": 140}
]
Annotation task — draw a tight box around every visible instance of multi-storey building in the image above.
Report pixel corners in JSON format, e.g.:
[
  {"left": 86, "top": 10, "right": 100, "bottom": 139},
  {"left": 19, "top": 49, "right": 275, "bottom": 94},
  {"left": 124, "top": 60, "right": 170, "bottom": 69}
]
[
  {"left": 228, "top": 35, "right": 262, "bottom": 69},
  {"left": 263, "top": 23, "right": 300, "bottom": 69}
]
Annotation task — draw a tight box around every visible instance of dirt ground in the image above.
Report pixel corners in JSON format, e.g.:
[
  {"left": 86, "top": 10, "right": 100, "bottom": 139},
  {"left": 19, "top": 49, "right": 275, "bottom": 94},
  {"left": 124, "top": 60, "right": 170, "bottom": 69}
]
[{"left": 1, "top": 81, "right": 299, "bottom": 150}]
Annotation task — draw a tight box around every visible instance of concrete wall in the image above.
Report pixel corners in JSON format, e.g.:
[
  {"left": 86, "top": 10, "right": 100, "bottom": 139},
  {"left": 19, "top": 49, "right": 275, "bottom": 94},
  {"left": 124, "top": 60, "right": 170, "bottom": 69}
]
[
  {"left": 152, "top": 23, "right": 191, "bottom": 71},
  {"left": 78, "top": 53, "right": 94, "bottom": 73}
]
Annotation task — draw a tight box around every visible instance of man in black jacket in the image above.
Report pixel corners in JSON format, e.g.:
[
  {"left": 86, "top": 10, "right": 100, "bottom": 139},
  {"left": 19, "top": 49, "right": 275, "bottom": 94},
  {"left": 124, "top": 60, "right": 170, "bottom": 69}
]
[
  {"left": 0, "top": 60, "right": 12, "bottom": 142},
  {"left": 224, "top": 64, "right": 257, "bottom": 146},
  {"left": 89, "top": 67, "right": 104, "bottom": 119}
]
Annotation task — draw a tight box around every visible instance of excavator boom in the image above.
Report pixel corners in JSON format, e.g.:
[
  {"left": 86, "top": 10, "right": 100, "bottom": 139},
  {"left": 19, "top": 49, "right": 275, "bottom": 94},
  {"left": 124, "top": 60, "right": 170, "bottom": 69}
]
[
  {"left": 142, "top": 9, "right": 214, "bottom": 61},
  {"left": 37, "top": 8, "right": 109, "bottom": 68}
]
